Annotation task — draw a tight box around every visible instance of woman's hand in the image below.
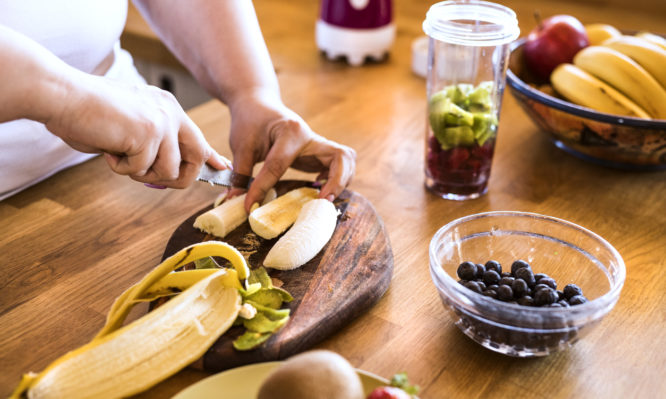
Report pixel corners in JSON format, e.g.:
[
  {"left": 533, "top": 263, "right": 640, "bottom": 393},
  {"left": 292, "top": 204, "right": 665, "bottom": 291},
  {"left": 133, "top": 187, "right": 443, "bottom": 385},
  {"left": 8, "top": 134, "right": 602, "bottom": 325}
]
[
  {"left": 1, "top": 25, "right": 228, "bottom": 190},
  {"left": 46, "top": 74, "right": 230, "bottom": 188},
  {"left": 132, "top": 0, "right": 355, "bottom": 203},
  {"left": 229, "top": 91, "right": 356, "bottom": 211}
]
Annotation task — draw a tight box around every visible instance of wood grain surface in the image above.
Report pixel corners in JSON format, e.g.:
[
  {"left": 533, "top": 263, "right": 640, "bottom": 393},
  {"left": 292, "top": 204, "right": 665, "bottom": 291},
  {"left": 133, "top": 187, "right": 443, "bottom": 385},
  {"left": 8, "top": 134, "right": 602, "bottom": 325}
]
[
  {"left": 161, "top": 181, "right": 393, "bottom": 372},
  {"left": 1, "top": 1, "right": 665, "bottom": 398}
]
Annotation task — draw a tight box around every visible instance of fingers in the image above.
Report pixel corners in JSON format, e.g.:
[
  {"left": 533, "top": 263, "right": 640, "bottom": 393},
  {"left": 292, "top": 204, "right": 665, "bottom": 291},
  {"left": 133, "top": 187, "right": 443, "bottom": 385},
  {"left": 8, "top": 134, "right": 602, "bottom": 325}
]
[
  {"left": 244, "top": 120, "right": 304, "bottom": 211},
  {"left": 314, "top": 140, "right": 356, "bottom": 201},
  {"left": 135, "top": 117, "right": 227, "bottom": 189},
  {"left": 230, "top": 138, "right": 261, "bottom": 208},
  {"left": 107, "top": 133, "right": 160, "bottom": 178},
  {"left": 139, "top": 133, "right": 182, "bottom": 181},
  {"left": 207, "top": 150, "right": 233, "bottom": 171}
]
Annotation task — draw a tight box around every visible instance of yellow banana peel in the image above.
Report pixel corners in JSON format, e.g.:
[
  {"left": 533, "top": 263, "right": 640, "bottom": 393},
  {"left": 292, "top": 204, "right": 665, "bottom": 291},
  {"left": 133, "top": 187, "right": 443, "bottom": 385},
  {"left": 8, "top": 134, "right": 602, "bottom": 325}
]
[
  {"left": 100, "top": 240, "right": 249, "bottom": 338},
  {"left": 11, "top": 240, "right": 250, "bottom": 399}
]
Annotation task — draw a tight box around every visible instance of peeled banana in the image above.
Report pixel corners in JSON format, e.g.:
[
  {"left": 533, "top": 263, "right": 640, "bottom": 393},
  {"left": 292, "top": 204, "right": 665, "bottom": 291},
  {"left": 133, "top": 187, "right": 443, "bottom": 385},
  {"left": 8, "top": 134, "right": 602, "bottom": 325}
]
[
  {"left": 194, "top": 193, "right": 248, "bottom": 238},
  {"left": 11, "top": 269, "right": 241, "bottom": 399},
  {"left": 195, "top": 188, "right": 278, "bottom": 238},
  {"left": 249, "top": 187, "right": 320, "bottom": 239},
  {"left": 264, "top": 198, "right": 338, "bottom": 270},
  {"left": 585, "top": 23, "right": 622, "bottom": 45},
  {"left": 602, "top": 36, "right": 666, "bottom": 90},
  {"left": 573, "top": 45, "right": 666, "bottom": 119},
  {"left": 550, "top": 63, "right": 650, "bottom": 119}
]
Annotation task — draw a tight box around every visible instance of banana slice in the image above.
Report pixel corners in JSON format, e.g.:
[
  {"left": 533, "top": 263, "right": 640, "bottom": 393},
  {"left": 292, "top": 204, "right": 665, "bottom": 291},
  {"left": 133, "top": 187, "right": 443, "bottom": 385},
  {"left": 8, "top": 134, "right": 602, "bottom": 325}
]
[
  {"left": 264, "top": 199, "right": 338, "bottom": 270},
  {"left": 194, "top": 194, "right": 248, "bottom": 238},
  {"left": 195, "top": 188, "right": 278, "bottom": 239},
  {"left": 249, "top": 187, "right": 319, "bottom": 239}
]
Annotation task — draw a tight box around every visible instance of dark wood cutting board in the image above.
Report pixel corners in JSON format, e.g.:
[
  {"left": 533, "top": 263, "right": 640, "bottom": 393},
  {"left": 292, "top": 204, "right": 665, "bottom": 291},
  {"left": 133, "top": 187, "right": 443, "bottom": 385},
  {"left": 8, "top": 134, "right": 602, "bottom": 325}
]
[{"left": 160, "top": 181, "right": 393, "bottom": 372}]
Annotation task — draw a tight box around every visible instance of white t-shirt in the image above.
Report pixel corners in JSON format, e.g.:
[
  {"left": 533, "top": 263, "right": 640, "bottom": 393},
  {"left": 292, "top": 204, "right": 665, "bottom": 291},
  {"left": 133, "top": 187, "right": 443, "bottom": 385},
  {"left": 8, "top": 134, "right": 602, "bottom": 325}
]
[{"left": 0, "top": 0, "right": 146, "bottom": 200}]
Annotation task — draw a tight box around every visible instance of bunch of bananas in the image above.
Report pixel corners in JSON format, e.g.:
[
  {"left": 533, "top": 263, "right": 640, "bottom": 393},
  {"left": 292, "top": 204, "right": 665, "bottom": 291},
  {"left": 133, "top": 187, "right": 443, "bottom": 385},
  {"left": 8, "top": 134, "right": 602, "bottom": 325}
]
[{"left": 550, "top": 25, "right": 666, "bottom": 120}]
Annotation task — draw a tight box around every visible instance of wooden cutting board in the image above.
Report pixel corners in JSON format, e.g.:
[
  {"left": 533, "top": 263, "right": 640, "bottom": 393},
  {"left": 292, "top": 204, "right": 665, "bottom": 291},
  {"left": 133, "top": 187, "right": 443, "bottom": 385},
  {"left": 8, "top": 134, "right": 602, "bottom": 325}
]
[{"left": 161, "top": 181, "right": 393, "bottom": 372}]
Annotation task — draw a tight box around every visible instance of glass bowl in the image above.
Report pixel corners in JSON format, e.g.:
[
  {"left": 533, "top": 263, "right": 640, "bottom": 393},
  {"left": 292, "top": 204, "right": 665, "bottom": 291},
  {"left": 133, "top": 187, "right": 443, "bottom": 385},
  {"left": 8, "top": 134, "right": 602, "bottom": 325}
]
[
  {"left": 429, "top": 211, "right": 625, "bottom": 357},
  {"left": 506, "top": 39, "right": 666, "bottom": 171}
]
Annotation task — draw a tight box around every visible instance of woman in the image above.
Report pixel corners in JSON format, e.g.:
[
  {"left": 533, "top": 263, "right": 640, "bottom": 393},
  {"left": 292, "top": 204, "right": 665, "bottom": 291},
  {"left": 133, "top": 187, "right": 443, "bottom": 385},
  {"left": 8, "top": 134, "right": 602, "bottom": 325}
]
[{"left": 0, "top": 0, "right": 355, "bottom": 210}]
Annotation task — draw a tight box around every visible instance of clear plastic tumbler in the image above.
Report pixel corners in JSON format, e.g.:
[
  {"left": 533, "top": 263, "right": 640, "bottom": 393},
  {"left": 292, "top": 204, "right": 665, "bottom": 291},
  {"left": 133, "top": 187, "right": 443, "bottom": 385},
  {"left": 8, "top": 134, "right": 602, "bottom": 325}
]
[{"left": 423, "top": 0, "right": 519, "bottom": 200}]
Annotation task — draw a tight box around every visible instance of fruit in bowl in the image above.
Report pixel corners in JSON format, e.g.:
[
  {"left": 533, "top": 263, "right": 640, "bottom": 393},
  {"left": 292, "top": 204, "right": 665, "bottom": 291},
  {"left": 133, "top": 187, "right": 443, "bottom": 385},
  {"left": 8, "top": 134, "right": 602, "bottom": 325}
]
[
  {"left": 429, "top": 212, "right": 625, "bottom": 357},
  {"left": 506, "top": 23, "right": 666, "bottom": 170},
  {"left": 523, "top": 14, "right": 590, "bottom": 82}
]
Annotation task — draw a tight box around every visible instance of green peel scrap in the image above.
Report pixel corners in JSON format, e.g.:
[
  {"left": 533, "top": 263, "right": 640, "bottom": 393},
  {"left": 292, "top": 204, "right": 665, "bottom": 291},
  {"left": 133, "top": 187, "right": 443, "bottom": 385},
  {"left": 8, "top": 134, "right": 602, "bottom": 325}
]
[{"left": 233, "top": 267, "right": 292, "bottom": 351}]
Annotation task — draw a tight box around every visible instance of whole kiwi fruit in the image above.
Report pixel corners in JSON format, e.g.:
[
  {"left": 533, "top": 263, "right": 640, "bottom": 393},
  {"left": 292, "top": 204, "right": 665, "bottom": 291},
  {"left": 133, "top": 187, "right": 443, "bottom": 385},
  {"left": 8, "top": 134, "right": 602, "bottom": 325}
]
[{"left": 257, "top": 350, "right": 364, "bottom": 399}]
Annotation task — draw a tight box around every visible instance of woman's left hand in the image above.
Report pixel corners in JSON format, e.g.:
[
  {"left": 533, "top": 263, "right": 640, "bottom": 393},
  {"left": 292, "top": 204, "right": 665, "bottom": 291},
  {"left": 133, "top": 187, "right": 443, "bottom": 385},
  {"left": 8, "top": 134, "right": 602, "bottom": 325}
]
[{"left": 228, "top": 90, "right": 356, "bottom": 211}]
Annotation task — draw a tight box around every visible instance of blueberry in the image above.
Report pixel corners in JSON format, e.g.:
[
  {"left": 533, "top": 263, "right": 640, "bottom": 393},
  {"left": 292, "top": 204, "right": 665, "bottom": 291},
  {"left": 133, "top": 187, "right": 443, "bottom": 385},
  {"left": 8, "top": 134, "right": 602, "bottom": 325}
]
[
  {"left": 557, "top": 300, "right": 570, "bottom": 307},
  {"left": 497, "top": 285, "right": 514, "bottom": 301},
  {"left": 534, "top": 288, "right": 558, "bottom": 306},
  {"left": 534, "top": 283, "right": 550, "bottom": 292},
  {"left": 475, "top": 263, "right": 486, "bottom": 279},
  {"left": 457, "top": 261, "right": 477, "bottom": 281},
  {"left": 515, "top": 267, "right": 536, "bottom": 287},
  {"left": 487, "top": 284, "right": 499, "bottom": 291},
  {"left": 511, "top": 278, "right": 529, "bottom": 297},
  {"left": 569, "top": 295, "right": 588, "bottom": 306},
  {"left": 500, "top": 276, "right": 515, "bottom": 286},
  {"left": 563, "top": 284, "right": 583, "bottom": 300},
  {"left": 483, "top": 270, "right": 501, "bottom": 285},
  {"left": 501, "top": 272, "right": 512, "bottom": 278},
  {"left": 463, "top": 281, "right": 482, "bottom": 293},
  {"left": 511, "top": 260, "right": 530, "bottom": 275},
  {"left": 485, "top": 260, "right": 502, "bottom": 275},
  {"left": 539, "top": 277, "right": 557, "bottom": 290},
  {"left": 534, "top": 273, "right": 549, "bottom": 282},
  {"left": 477, "top": 281, "right": 486, "bottom": 290},
  {"left": 482, "top": 289, "right": 498, "bottom": 299},
  {"left": 517, "top": 295, "right": 534, "bottom": 306}
]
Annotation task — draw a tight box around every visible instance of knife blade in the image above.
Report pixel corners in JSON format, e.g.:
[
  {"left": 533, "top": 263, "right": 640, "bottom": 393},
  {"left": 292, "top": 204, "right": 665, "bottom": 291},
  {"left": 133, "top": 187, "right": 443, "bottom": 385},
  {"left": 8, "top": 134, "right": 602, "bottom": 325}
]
[{"left": 197, "top": 164, "right": 253, "bottom": 189}]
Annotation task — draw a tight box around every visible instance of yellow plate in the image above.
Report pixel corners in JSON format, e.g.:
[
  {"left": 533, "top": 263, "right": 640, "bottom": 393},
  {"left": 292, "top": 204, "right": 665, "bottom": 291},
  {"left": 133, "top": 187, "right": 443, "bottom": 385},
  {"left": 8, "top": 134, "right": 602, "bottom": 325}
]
[{"left": 173, "top": 361, "right": 389, "bottom": 399}]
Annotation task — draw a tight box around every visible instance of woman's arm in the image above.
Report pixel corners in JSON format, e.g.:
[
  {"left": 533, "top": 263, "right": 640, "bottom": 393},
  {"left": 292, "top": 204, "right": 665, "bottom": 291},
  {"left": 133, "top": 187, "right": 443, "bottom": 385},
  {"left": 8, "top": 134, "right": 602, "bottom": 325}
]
[
  {"left": 0, "top": 24, "right": 228, "bottom": 188},
  {"left": 133, "top": 0, "right": 356, "bottom": 210}
]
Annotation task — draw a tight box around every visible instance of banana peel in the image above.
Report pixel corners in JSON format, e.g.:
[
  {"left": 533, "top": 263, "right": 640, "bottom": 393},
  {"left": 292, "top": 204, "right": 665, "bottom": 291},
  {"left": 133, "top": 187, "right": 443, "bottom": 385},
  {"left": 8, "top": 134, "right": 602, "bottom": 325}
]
[
  {"left": 12, "top": 270, "right": 241, "bottom": 399},
  {"left": 100, "top": 240, "right": 249, "bottom": 338},
  {"left": 11, "top": 241, "right": 250, "bottom": 399}
]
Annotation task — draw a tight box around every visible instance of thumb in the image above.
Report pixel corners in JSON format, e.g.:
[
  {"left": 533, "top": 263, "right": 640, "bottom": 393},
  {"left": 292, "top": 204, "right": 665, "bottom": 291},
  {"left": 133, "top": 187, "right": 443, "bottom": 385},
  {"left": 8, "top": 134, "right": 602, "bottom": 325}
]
[
  {"left": 232, "top": 150, "right": 259, "bottom": 212},
  {"left": 205, "top": 147, "right": 233, "bottom": 171}
]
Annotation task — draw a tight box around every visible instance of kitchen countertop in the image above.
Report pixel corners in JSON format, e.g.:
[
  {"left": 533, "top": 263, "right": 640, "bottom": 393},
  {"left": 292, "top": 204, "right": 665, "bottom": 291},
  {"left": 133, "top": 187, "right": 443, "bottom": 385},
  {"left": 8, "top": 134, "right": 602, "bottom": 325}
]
[{"left": 1, "top": 1, "right": 665, "bottom": 397}]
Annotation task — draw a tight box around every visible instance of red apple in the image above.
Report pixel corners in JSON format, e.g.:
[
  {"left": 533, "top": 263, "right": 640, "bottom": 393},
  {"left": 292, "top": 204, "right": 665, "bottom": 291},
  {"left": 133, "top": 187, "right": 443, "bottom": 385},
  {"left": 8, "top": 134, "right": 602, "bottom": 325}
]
[{"left": 523, "top": 14, "right": 589, "bottom": 81}]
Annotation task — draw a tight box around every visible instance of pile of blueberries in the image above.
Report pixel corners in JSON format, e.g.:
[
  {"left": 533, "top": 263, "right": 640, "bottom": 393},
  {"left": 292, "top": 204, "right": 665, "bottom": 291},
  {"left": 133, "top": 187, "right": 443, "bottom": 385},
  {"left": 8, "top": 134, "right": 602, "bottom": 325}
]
[{"left": 456, "top": 259, "right": 588, "bottom": 307}]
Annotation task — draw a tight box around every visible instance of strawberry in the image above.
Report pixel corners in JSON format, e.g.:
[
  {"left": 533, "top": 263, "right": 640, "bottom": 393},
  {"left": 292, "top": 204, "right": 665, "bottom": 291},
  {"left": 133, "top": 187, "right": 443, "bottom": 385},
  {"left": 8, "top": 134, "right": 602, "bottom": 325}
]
[{"left": 367, "top": 386, "right": 412, "bottom": 399}]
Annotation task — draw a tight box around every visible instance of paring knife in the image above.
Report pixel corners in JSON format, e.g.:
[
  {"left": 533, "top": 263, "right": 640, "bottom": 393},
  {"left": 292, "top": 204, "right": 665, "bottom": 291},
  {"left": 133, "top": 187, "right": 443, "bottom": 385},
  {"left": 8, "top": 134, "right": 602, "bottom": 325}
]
[{"left": 197, "top": 164, "right": 253, "bottom": 189}]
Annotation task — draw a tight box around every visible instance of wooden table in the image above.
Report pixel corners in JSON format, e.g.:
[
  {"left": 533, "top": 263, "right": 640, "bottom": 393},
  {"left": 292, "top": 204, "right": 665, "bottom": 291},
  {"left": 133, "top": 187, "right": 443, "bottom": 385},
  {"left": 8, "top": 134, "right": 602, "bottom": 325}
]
[{"left": 2, "top": 1, "right": 665, "bottom": 397}]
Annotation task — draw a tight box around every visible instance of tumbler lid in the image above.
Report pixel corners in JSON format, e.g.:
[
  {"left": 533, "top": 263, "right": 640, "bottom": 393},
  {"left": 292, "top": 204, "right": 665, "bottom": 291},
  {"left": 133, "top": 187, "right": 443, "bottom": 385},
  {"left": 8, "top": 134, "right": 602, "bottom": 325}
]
[{"left": 423, "top": 0, "right": 519, "bottom": 46}]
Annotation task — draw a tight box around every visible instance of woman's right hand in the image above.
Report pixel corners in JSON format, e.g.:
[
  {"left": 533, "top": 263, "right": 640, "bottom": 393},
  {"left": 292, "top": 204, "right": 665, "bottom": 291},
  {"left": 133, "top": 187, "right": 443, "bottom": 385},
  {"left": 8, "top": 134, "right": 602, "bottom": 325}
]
[
  {"left": 45, "top": 74, "right": 230, "bottom": 188},
  {"left": 1, "top": 24, "right": 228, "bottom": 190}
]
